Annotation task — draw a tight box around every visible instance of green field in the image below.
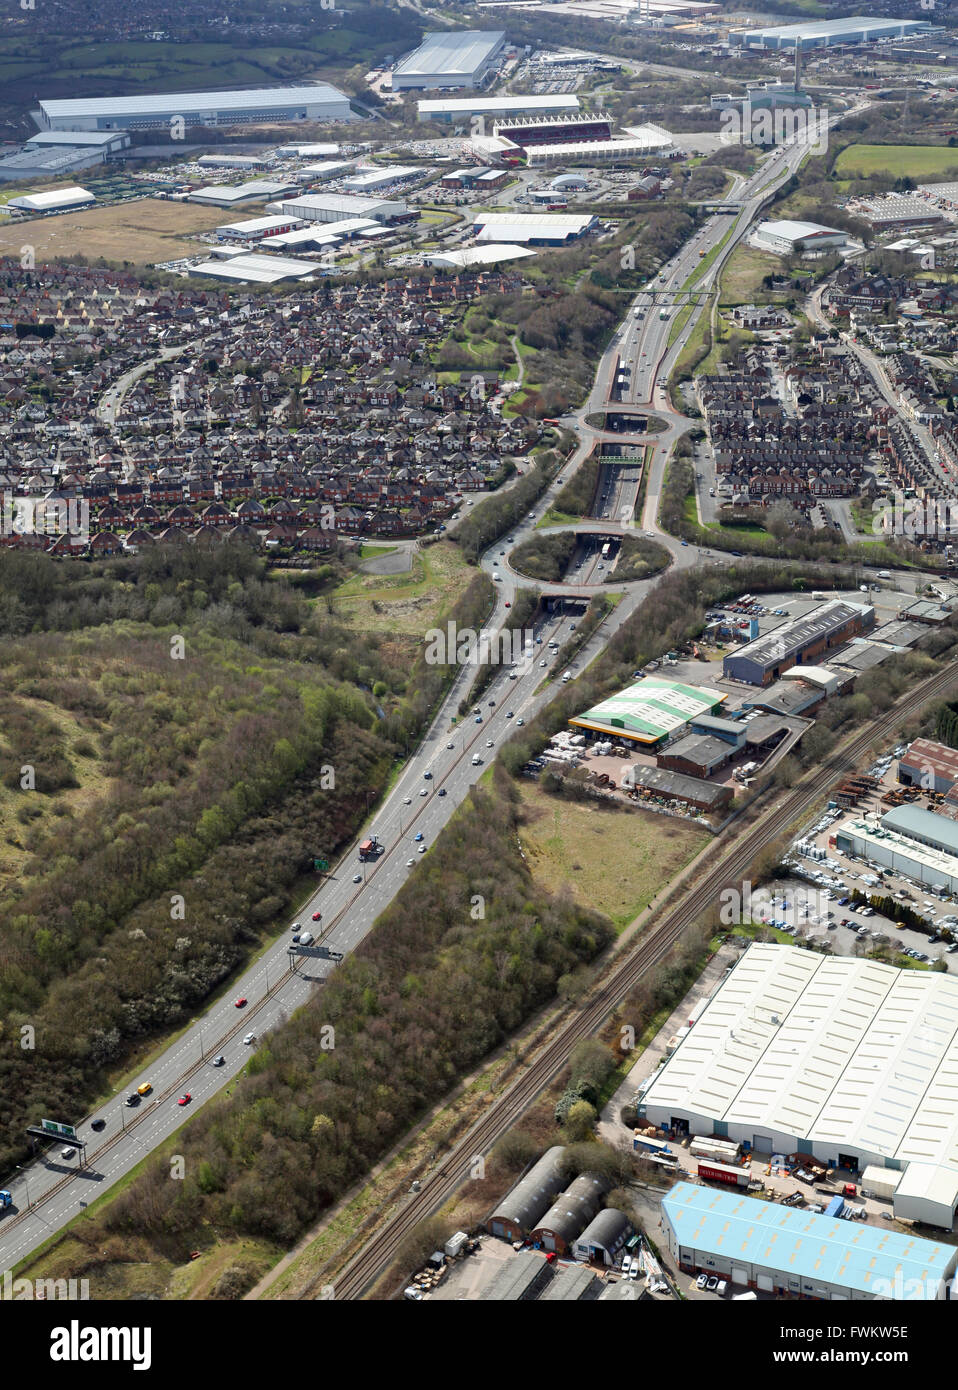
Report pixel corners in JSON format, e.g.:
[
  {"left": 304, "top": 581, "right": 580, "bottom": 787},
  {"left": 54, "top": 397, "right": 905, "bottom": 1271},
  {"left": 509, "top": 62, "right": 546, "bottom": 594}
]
[{"left": 834, "top": 144, "right": 958, "bottom": 179}]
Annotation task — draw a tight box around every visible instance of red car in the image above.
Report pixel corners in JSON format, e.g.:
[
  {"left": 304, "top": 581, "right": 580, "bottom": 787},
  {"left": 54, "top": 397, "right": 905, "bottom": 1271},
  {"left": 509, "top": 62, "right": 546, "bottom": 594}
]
[
  {"left": 177, "top": 1094, "right": 192, "bottom": 1106},
  {"left": 312, "top": 911, "right": 322, "bottom": 921},
  {"left": 234, "top": 997, "right": 247, "bottom": 1008},
  {"left": 504, "top": 601, "right": 511, "bottom": 608}
]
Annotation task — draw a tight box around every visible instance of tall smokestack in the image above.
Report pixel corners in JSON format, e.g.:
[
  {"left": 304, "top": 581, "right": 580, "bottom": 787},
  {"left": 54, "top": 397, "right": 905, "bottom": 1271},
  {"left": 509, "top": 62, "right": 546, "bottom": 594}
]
[{"left": 794, "top": 43, "right": 803, "bottom": 91}]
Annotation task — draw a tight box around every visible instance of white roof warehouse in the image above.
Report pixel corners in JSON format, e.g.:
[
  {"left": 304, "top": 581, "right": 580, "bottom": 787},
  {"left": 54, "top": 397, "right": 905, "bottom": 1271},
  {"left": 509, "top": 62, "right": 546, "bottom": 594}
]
[
  {"left": 640, "top": 942, "right": 958, "bottom": 1225},
  {"left": 38, "top": 84, "right": 352, "bottom": 132},
  {"left": 392, "top": 30, "right": 506, "bottom": 91}
]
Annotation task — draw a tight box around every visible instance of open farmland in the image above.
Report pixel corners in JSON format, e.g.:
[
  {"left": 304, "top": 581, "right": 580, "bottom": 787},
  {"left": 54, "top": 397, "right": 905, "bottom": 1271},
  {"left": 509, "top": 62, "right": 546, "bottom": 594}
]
[
  {"left": 833, "top": 144, "right": 958, "bottom": 179},
  {"left": 0, "top": 197, "right": 231, "bottom": 265}
]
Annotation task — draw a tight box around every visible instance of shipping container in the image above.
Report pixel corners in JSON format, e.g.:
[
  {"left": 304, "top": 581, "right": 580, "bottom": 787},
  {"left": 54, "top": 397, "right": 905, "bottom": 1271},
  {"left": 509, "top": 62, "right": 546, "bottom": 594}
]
[{"left": 697, "top": 1160, "right": 750, "bottom": 1189}]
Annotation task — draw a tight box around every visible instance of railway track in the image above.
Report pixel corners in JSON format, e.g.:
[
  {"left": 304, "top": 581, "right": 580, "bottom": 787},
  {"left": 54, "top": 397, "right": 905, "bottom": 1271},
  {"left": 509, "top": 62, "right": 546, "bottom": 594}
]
[{"left": 325, "top": 657, "right": 958, "bottom": 1301}]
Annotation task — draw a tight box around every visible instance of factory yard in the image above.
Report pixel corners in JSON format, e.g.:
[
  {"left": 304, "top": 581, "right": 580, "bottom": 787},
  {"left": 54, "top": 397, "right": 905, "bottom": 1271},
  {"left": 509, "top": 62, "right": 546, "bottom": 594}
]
[{"left": 0, "top": 197, "right": 228, "bottom": 263}]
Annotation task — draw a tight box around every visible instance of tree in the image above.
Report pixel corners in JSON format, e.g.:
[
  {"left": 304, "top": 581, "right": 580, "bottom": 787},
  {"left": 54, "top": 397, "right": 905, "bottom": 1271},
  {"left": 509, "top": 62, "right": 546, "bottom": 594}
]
[
  {"left": 569, "top": 1038, "right": 615, "bottom": 1090},
  {"left": 563, "top": 1099, "right": 598, "bottom": 1143}
]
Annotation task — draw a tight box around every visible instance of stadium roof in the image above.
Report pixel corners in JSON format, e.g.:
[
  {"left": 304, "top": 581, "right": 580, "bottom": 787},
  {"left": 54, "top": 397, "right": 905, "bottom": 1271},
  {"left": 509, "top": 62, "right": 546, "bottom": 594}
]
[
  {"left": 525, "top": 136, "right": 673, "bottom": 161},
  {"left": 428, "top": 243, "right": 536, "bottom": 268},
  {"left": 40, "top": 85, "right": 348, "bottom": 120},
  {"left": 642, "top": 943, "right": 958, "bottom": 1170},
  {"left": 663, "top": 1182, "right": 954, "bottom": 1299},
  {"left": 394, "top": 30, "right": 505, "bottom": 80},
  {"left": 418, "top": 95, "right": 579, "bottom": 116}
]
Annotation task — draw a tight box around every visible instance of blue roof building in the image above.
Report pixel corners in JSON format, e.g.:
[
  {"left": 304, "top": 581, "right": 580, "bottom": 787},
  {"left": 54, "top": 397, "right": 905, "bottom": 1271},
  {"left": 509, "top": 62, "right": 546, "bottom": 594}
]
[{"left": 662, "top": 1182, "right": 957, "bottom": 1300}]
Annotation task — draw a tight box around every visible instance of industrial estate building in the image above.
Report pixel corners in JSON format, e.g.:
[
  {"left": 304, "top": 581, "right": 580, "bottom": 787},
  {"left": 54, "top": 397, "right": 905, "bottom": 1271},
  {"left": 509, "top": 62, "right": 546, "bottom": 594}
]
[
  {"left": 417, "top": 94, "right": 580, "bottom": 122},
  {"left": 570, "top": 677, "right": 726, "bottom": 748},
  {"left": 8, "top": 186, "right": 95, "bottom": 213},
  {"left": 266, "top": 194, "right": 406, "bottom": 224},
  {"left": 640, "top": 942, "right": 958, "bottom": 1227},
  {"left": 836, "top": 803, "right": 958, "bottom": 894},
  {"left": 730, "top": 17, "right": 937, "bottom": 50},
  {"left": 188, "top": 252, "right": 319, "bottom": 285},
  {"left": 754, "top": 219, "right": 849, "bottom": 256},
  {"left": 663, "top": 1182, "right": 956, "bottom": 1299},
  {"left": 38, "top": 85, "right": 353, "bottom": 132},
  {"left": 898, "top": 738, "right": 958, "bottom": 793},
  {"left": 189, "top": 180, "right": 298, "bottom": 207},
  {"left": 392, "top": 30, "right": 506, "bottom": 91},
  {"left": 722, "top": 599, "right": 873, "bottom": 686}
]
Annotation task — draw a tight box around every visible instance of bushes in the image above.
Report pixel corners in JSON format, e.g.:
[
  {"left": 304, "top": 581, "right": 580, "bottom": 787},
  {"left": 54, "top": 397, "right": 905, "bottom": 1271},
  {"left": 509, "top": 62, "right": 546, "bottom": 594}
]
[{"left": 511, "top": 532, "right": 577, "bottom": 583}]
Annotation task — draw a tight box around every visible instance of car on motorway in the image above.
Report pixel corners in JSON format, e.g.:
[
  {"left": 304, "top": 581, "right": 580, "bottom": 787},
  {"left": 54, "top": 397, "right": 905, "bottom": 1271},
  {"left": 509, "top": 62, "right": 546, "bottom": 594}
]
[
  {"left": 177, "top": 1094, "right": 192, "bottom": 1106},
  {"left": 61, "top": 1148, "right": 75, "bottom": 1161},
  {"left": 418, "top": 844, "right": 427, "bottom": 854},
  {"left": 137, "top": 1082, "right": 152, "bottom": 1096},
  {"left": 91, "top": 1118, "right": 106, "bottom": 1132},
  {"left": 352, "top": 873, "right": 362, "bottom": 883},
  {"left": 475, "top": 715, "right": 483, "bottom": 723},
  {"left": 506, "top": 710, "right": 514, "bottom": 718},
  {"left": 517, "top": 718, "right": 525, "bottom": 726},
  {"left": 438, "top": 787, "right": 447, "bottom": 796},
  {"left": 539, "top": 659, "right": 547, "bottom": 667},
  {"left": 419, "top": 787, "right": 429, "bottom": 796},
  {"left": 415, "top": 831, "right": 424, "bottom": 841},
  {"left": 243, "top": 1033, "right": 256, "bottom": 1046},
  {"left": 234, "top": 997, "right": 247, "bottom": 1008},
  {"left": 486, "top": 739, "right": 494, "bottom": 747},
  {"left": 403, "top": 796, "right": 412, "bottom": 805},
  {"left": 212, "top": 1055, "right": 225, "bottom": 1067},
  {"left": 446, "top": 741, "right": 455, "bottom": 750},
  {"left": 423, "top": 770, "right": 433, "bottom": 779},
  {"left": 125, "top": 1094, "right": 140, "bottom": 1107},
  {"left": 406, "top": 858, "right": 415, "bottom": 867},
  {"left": 312, "top": 911, "right": 322, "bottom": 921},
  {"left": 504, "top": 601, "right": 511, "bottom": 608}
]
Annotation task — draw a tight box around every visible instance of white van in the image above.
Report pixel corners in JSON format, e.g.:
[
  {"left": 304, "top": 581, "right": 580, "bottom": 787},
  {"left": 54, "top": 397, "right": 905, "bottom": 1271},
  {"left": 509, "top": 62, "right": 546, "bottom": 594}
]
[
  {"left": 562, "top": 671, "right": 572, "bottom": 683},
  {"left": 471, "top": 754, "right": 482, "bottom": 766}
]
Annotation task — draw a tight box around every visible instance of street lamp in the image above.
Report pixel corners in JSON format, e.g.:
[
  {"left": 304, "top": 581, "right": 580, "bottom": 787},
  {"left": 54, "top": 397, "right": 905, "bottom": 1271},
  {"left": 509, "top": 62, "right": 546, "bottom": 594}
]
[{"left": 15, "top": 1164, "right": 30, "bottom": 1208}]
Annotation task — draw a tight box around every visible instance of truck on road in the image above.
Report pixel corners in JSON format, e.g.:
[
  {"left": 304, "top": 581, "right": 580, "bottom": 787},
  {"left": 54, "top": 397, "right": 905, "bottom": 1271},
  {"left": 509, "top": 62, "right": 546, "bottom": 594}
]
[
  {"left": 0, "top": 1190, "right": 12, "bottom": 1213},
  {"left": 359, "top": 836, "right": 380, "bottom": 861}
]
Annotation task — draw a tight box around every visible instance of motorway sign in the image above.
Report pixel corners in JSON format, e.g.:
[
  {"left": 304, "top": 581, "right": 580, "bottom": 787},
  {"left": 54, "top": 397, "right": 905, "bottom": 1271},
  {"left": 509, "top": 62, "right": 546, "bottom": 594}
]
[{"left": 314, "top": 858, "right": 329, "bottom": 872}]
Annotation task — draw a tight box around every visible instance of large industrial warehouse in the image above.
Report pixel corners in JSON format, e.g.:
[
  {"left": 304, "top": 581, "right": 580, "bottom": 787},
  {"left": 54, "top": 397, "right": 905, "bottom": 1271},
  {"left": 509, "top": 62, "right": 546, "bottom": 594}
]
[
  {"left": 392, "top": 30, "right": 506, "bottom": 91},
  {"left": 640, "top": 942, "right": 958, "bottom": 1227},
  {"left": 722, "top": 599, "right": 873, "bottom": 686},
  {"left": 37, "top": 84, "right": 353, "bottom": 132},
  {"left": 570, "top": 677, "right": 726, "bottom": 748},
  {"left": 663, "top": 1182, "right": 957, "bottom": 1300},
  {"left": 836, "top": 804, "right": 958, "bottom": 895},
  {"left": 267, "top": 193, "right": 405, "bottom": 224},
  {"left": 730, "top": 17, "right": 937, "bottom": 49}
]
